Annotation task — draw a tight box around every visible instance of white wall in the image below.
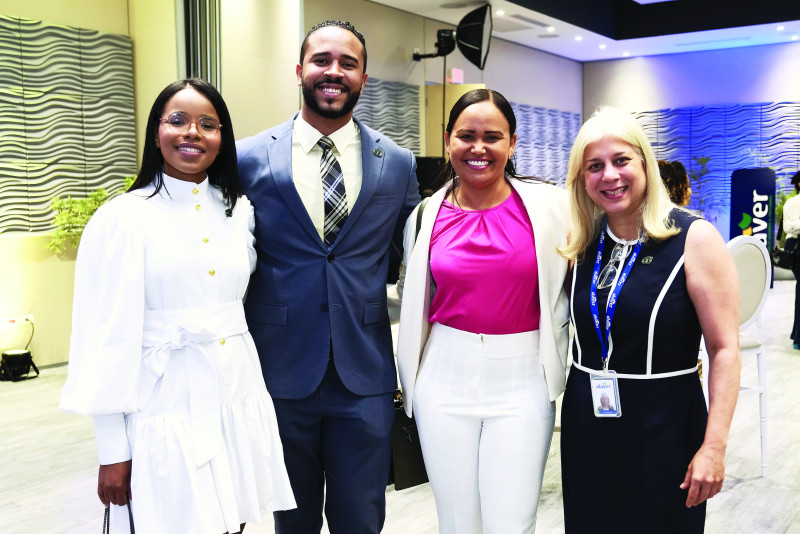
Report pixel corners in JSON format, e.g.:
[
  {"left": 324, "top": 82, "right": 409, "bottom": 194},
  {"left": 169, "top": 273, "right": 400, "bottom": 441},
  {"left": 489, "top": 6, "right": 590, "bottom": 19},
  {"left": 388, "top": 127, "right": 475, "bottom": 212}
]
[
  {"left": 222, "top": 0, "right": 303, "bottom": 138},
  {"left": 583, "top": 41, "right": 800, "bottom": 115}
]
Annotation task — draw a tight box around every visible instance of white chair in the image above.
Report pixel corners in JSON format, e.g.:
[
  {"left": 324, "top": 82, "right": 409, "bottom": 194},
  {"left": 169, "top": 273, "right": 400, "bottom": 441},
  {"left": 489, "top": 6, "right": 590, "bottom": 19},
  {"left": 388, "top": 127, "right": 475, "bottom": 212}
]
[{"left": 700, "top": 235, "right": 771, "bottom": 476}]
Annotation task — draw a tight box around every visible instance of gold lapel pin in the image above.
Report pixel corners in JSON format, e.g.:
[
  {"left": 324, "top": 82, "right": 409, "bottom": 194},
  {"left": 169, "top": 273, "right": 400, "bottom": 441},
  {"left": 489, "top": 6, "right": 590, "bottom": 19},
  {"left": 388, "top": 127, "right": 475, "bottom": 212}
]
[
  {"left": 641, "top": 256, "right": 653, "bottom": 264},
  {"left": 373, "top": 148, "right": 383, "bottom": 157}
]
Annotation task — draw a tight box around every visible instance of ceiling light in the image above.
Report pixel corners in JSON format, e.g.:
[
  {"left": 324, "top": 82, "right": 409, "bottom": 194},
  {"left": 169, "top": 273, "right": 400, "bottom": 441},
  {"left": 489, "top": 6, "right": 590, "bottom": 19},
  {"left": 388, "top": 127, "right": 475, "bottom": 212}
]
[
  {"left": 575, "top": 36, "right": 583, "bottom": 42},
  {"left": 547, "top": 26, "right": 555, "bottom": 32},
  {"left": 777, "top": 25, "right": 785, "bottom": 31},
  {"left": 623, "top": 52, "right": 630, "bottom": 57},
  {"left": 496, "top": 10, "right": 504, "bottom": 16},
  {"left": 793, "top": 35, "right": 799, "bottom": 41},
  {"left": 599, "top": 44, "right": 606, "bottom": 49}
]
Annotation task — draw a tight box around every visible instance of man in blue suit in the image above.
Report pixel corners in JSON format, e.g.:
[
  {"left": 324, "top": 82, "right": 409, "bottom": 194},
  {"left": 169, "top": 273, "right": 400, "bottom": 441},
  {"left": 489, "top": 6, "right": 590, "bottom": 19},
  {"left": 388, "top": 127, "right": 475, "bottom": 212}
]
[{"left": 237, "top": 20, "right": 420, "bottom": 534}]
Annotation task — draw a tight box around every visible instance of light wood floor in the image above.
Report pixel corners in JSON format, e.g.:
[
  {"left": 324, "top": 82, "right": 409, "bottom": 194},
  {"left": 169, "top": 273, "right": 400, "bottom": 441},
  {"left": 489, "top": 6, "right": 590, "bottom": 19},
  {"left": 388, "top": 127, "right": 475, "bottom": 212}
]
[{"left": 2, "top": 281, "right": 800, "bottom": 533}]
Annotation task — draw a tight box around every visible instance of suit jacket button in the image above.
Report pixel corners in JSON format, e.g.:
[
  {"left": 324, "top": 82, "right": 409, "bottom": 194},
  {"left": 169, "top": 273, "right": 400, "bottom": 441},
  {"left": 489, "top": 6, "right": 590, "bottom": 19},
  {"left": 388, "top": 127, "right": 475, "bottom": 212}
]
[
  {"left": 321, "top": 303, "right": 329, "bottom": 312},
  {"left": 327, "top": 253, "right": 335, "bottom": 263}
]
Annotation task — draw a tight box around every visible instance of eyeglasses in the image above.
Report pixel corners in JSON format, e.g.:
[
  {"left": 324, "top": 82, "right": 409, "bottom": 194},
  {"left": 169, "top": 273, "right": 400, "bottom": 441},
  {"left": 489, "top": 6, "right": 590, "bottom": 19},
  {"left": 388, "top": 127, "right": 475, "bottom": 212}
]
[
  {"left": 159, "top": 111, "right": 222, "bottom": 136},
  {"left": 597, "top": 241, "right": 632, "bottom": 290}
]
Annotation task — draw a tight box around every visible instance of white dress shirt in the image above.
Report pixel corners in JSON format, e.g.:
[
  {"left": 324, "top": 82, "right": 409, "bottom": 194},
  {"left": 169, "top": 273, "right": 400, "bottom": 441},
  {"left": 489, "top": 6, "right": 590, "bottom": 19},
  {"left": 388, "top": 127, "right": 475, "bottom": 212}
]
[
  {"left": 292, "top": 116, "right": 363, "bottom": 241},
  {"left": 783, "top": 193, "right": 800, "bottom": 238}
]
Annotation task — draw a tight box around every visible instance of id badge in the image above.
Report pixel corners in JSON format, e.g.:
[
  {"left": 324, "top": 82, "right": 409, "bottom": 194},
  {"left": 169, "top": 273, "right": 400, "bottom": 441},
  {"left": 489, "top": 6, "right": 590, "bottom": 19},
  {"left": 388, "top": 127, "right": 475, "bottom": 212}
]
[{"left": 589, "top": 370, "right": 621, "bottom": 418}]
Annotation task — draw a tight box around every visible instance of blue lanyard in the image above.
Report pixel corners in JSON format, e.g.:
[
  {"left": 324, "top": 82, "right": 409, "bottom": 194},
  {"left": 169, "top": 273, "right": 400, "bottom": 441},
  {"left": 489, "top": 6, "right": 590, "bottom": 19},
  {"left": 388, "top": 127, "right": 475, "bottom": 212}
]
[{"left": 589, "top": 227, "right": 644, "bottom": 370}]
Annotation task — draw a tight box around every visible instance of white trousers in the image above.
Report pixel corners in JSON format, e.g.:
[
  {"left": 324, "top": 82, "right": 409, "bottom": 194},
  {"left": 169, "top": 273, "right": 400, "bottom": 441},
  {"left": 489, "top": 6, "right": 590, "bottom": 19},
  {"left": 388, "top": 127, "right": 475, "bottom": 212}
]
[{"left": 413, "top": 323, "right": 555, "bottom": 534}]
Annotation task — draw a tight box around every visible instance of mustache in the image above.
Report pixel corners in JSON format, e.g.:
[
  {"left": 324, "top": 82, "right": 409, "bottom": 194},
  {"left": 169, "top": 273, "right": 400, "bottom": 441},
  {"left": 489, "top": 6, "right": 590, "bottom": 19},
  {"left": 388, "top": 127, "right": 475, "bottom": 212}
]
[{"left": 315, "top": 79, "right": 348, "bottom": 93}]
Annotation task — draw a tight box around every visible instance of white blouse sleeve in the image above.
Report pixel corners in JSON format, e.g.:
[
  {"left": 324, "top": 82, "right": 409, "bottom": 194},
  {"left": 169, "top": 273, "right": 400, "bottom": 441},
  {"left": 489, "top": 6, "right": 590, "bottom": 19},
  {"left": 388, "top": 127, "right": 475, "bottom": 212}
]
[
  {"left": 783, "top": 195, "right": 800, "bottom": 236},
  {"left": 59, "top": 196, "right": 145, "bottom": 463}
]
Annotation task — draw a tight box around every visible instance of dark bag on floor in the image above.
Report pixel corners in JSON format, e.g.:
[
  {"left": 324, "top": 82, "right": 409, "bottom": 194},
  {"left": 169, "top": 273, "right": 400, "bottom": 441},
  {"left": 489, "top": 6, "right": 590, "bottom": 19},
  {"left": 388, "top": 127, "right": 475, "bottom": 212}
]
[
  {"left": 388, "top": 390, "right": 428, "bottom": 491},
  {"left": 103, "top": 503, "right": 135, "bottom": 533},
  {"left": 772, "top": 236, "right": 798, "bottom": 270},
  {"left": 0, "top": 350, "right": 39, "bottom": 382}
]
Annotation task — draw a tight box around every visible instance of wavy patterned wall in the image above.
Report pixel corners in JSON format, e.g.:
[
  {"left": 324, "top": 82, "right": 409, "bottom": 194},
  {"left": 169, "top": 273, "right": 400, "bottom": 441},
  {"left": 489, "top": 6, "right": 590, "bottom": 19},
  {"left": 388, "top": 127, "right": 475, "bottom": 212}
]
[
  {"left": 511, "top": 103, "right": 581, "bottom": 186},
  {"left": 354, "top": 78, "right": 420, "bottom": 155},
  {"left": 636, "top": 103, "right": 800, "bottom": 231},
  {"left": 0, "top": 15, "right": 136, "bottom": 234}
]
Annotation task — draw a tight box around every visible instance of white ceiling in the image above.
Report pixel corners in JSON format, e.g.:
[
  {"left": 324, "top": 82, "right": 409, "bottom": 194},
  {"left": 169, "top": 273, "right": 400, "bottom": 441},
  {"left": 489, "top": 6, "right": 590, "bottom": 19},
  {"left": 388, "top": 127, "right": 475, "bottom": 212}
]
[{"left": 368, "top": 0, "right": 800, "bottom": 62}]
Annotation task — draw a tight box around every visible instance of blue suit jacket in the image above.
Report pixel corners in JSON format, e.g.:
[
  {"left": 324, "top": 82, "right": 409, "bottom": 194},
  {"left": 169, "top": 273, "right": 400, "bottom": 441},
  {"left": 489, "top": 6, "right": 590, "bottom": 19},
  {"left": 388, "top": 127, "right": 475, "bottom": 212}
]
[{"left": 237, "top": 116, "right": 420, "bottom": 399}]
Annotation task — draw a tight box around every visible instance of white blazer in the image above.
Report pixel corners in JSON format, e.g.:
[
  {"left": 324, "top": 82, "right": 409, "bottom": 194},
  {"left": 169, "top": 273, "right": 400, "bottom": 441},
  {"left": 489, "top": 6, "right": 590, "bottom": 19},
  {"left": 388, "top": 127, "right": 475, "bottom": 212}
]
[{"left": 396, "top": 177, "right": 573, "bottom": 417}]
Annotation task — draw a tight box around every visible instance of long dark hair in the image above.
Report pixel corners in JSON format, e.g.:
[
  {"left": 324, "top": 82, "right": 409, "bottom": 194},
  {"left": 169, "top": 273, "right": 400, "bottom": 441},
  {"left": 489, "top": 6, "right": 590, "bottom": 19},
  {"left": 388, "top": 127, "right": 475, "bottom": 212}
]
[
  {"left": 432, "top": 88, "right": 519, "bottom": 191},
  {"left": 129, "top": 78, "right": 240, "bottom": 214}
]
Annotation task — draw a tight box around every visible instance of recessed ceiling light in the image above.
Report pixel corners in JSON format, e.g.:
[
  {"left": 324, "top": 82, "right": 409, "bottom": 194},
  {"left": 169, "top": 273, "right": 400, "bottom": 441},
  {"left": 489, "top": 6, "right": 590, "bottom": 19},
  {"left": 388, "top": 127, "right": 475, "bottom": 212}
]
[
  {"left": 496, "top": 10, "right": 505, "bottom": 16},
  {"left": 547, "top": 26, "right": 555, "bottom": 32},
  {"left": 777, "top": 25, "right": 785, "bottom": 31},
  {"left": 793, "top": 35, "right": 799, "bottom": 41},
  {"left": 599, "top": 44, "right": 607, "bottom": 49},
  {"left": 575, "top": 36, "right": 583, "bottom": 41},
  {"left": 623, "top": 52, "right": 630, "bottom": 57}
]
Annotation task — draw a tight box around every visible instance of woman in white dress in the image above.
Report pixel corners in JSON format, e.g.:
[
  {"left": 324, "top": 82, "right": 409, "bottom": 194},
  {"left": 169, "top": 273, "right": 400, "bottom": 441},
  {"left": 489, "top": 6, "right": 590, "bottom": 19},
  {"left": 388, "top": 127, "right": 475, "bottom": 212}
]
[{"left": 60, "top": 78, "right": 295, "bottom": 534}]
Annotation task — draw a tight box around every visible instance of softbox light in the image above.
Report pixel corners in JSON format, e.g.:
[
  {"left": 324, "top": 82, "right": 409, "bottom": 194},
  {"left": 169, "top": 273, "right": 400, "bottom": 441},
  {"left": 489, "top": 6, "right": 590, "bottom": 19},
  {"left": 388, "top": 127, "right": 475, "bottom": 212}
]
[
  {"left": 412, "top": 3, "right": 492, "bottom": 70},
  {"left": 456, "top": 4, "right": 492, "bottom": 70}
]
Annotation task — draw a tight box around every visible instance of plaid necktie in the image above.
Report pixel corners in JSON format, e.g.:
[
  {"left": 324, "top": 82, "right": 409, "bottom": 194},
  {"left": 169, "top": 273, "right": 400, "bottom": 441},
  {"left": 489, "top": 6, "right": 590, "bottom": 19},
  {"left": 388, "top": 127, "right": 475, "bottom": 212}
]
[{"left": 318, "top": 136, "right": 348, "bottom": 248}]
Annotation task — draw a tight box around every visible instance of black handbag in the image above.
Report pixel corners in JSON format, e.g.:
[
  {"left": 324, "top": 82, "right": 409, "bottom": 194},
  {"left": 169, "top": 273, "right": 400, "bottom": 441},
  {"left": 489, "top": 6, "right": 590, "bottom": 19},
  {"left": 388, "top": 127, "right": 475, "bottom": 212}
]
[
  {"left": 103, "top": 503, "right": 135, "bottom": 533},
  {"left": 388, "top": 390, "right": 428, "bottom": 491},
  {"left": 772, "top": 237, "right": 798, "bottom": 269},
  {"left": 0, "top": 350, "right": 39, "bottom": 382}
]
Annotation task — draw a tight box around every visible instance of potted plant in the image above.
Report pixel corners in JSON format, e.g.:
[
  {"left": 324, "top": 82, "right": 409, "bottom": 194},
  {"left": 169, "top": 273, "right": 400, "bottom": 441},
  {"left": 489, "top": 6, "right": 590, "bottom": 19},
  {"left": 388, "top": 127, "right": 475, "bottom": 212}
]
[{"left": 47, "top": 176, "right": 136, "bottom": 254}]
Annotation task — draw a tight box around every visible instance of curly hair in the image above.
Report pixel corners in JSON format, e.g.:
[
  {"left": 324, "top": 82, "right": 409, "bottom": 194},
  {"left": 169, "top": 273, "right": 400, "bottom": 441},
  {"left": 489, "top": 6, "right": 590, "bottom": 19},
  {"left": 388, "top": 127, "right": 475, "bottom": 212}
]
[{"left": 658, "top": 159, "right": 691, "bottom": 206}]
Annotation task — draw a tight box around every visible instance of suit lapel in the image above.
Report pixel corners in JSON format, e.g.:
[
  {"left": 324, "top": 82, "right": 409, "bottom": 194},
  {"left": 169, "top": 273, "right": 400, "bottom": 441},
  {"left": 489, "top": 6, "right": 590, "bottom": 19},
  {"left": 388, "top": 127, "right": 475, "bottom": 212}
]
[{"left": 266, "top": 121, "right": 327, "bottom": 248}]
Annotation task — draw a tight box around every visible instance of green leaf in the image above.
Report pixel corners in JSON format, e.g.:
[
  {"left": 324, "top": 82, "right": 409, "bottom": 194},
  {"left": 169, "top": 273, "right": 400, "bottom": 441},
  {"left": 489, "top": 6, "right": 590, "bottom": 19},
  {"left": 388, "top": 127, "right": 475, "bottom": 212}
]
[{"left": 46, "top": 175, "right": 135, "bottom": 254}]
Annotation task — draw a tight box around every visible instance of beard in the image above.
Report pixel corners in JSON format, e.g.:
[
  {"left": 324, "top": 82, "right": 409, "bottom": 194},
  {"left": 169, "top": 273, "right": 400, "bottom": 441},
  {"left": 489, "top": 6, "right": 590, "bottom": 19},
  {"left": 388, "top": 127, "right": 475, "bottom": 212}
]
[{"left": 301, "top": 80, "right": 361, "bottom": 120}]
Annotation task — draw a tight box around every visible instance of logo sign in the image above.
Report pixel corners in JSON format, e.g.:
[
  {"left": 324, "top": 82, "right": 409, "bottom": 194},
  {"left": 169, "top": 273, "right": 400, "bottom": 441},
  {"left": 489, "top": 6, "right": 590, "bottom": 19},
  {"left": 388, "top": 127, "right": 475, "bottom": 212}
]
[{"left": 730, "top": 168, "right": 775, "bottom": 249}]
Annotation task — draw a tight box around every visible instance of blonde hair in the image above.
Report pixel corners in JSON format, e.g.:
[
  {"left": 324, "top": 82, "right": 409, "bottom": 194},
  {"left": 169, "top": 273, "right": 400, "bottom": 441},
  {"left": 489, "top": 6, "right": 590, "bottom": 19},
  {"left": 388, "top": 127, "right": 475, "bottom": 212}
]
[{"left": 559, "top": 106, "right": 678, "bottom": 261}]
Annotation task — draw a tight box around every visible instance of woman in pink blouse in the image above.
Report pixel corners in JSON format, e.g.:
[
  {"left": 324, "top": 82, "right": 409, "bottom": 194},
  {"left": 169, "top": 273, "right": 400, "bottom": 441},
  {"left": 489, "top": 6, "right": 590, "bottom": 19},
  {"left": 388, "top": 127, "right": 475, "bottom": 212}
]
[{"left": 396, "top": 89, "right": 572, "bottom": 533}]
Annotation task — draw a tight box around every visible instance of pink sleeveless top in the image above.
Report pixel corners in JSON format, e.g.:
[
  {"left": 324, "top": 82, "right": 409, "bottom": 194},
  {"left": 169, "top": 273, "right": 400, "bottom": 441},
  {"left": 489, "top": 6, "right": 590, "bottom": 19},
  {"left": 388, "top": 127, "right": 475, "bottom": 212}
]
[{"left": 428, "top": 189, "right": 541, "bottom": 335}]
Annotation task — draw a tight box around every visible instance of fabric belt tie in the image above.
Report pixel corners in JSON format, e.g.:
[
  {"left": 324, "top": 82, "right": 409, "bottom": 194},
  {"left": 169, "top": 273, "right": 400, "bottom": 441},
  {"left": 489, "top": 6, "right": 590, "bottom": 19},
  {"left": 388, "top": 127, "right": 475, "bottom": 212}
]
[{"left": 140, "top": 301, "right": 248, "bottom": 466}]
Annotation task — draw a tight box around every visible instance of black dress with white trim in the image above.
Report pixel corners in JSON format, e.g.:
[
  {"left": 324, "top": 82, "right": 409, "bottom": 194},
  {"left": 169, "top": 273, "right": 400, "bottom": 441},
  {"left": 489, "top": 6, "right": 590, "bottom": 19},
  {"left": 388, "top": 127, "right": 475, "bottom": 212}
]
[{"left": 561, "top": 208, "right": 706, "bottom": 533}]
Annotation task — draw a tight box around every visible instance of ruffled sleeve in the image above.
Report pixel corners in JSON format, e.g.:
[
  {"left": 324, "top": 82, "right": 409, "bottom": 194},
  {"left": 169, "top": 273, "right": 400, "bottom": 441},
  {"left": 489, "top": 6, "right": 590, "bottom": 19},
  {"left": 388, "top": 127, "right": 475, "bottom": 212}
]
[{"left": 59, "top": 194, "right": 146, "bottom": 462}]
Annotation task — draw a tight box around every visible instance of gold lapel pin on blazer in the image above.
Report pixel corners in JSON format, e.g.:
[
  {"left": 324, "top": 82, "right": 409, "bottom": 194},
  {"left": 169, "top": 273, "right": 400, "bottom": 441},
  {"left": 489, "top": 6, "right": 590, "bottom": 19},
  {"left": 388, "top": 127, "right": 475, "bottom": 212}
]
[{"left": 373, "top": 148, "right": 383, "bottom": 157}]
